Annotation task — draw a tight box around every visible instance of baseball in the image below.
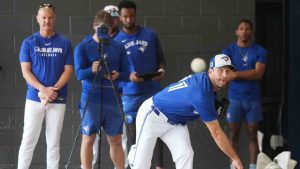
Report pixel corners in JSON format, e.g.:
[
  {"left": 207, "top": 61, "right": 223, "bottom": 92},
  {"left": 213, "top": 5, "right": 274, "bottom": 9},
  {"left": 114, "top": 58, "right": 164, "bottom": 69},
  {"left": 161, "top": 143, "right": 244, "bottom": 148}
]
[
  {"left": 191, "top": 57, "right": 206, "bottom": 73},
  {"left": 38, "top": 91, "right": 46, "bottom": 99}
]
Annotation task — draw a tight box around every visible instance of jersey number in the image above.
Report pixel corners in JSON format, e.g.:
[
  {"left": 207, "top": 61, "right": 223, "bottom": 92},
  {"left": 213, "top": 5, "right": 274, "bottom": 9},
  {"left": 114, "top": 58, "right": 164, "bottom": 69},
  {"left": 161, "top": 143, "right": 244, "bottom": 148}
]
[{"left": 168, "top": 82, "right": 188, "bottom": 92}]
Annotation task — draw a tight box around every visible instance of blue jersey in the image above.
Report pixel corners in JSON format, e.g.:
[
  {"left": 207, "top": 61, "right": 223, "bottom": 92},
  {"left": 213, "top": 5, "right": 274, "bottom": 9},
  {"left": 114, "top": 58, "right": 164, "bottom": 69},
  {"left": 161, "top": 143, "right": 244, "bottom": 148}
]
[
  {"left": 74, "top": 35, "right": 130, "bottom": 104},
  {"left": 153, "top": 72, "right": 218, "bottom": 124},
  {"left": 222, "top": 43, "right": 267, "bottom": 101},
  {"left": 114, "top": 26, "right": 162, "bottom": 95},
  {"left": 19, "top": 32, "right": 74, "bottom": 103}
]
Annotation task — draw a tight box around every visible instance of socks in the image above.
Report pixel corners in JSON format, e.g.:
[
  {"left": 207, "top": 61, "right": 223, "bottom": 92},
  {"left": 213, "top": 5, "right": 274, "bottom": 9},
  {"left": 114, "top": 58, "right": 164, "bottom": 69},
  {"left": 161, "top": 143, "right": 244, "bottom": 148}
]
[
  {"left": 249, "top": 163, "right": 256, "bottom": 169},
  {"left": 230, "top": 163, "right": 256, "bottom": 169}
]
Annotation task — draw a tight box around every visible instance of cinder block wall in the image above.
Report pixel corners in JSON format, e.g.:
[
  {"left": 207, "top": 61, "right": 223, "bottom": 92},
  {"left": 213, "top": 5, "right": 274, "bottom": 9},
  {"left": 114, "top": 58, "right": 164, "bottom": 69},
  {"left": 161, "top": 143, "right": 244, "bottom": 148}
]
[{"left": 0, "top": 0, "right": 255, "bottom": 168}]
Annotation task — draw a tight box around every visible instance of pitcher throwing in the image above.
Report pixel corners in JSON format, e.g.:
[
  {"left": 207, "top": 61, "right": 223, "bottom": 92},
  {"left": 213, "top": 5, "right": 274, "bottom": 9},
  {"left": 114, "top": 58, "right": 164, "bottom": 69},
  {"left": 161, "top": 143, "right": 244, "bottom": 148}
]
[{"left": 128, "top": 54, "right": 243, "bottom": 169}]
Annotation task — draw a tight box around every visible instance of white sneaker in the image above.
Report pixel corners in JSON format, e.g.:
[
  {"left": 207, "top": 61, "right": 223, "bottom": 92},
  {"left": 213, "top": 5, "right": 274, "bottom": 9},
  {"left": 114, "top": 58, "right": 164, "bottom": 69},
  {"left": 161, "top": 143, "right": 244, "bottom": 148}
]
[{"left": 127, "top": 144, "right": 137, "bottom": 168}]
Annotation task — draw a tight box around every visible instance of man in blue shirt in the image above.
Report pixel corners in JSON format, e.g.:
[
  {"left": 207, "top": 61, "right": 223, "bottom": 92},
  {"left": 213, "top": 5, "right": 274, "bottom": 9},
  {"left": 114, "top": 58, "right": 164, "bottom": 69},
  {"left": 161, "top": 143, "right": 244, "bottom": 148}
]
[
  {"left": 86, "top": 5, "right": 130, "bottom": 169},
  {"left": 127, "top": 54, "right": 243, "bottom": 169},
  {"left": 114, "top": 1, "right": 166, "bottom": 168},
  {"left": 18, "top": 3, "right": 74, "bottom": 169},
  {"left": 222, "top": 19, "right": 267, "bottom": 169},
  {"left": 74, "top": 10, "right": 130, "bottom": 169}
]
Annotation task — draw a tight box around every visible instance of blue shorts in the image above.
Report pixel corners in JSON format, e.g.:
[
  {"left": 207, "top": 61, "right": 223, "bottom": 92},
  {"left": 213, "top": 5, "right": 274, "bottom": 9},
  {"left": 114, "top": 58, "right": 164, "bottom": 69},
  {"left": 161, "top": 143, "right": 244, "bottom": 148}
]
[
  {"left": 226, "top": 99, "right": 263, "bottom": 123},
  {"left": 122, "top": 92, "right": 157, "bottom": 124},
  {"left": 79, "top": 100, "right": 123, "bottom": 136}
]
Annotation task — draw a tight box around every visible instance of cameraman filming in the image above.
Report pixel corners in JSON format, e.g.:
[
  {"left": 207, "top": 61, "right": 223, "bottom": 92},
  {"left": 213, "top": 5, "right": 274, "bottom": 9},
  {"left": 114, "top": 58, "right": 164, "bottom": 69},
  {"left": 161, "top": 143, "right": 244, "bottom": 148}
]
[{"left": 74, "top": 10, "right": 130, "bottom": 169}]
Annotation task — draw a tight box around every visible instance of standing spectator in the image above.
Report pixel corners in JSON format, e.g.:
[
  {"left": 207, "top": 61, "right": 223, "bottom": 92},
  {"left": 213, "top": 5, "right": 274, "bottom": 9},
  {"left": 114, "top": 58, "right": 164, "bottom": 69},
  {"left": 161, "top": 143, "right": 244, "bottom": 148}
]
[
  {"left": 222, "top": 19, "right": 267, "bottom": 169},
  {"left": 74, "top": 10, "right": 130, "bottom": 169},
  {"left": 104, "top": 5, "right": 121, "bottom": 38},
  {"left": 114, "top": 1, "right": 166, "bottom": 168},
  {"left": 18, "top": 3, "right": 73, "bottom": 169}
]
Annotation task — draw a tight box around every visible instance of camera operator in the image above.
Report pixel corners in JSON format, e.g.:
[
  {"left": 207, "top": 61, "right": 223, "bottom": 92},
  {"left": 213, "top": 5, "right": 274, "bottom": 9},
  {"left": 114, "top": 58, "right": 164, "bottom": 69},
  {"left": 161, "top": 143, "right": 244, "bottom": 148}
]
[{"left": 74, "top": 10, "right": 130, "bottom": 169}]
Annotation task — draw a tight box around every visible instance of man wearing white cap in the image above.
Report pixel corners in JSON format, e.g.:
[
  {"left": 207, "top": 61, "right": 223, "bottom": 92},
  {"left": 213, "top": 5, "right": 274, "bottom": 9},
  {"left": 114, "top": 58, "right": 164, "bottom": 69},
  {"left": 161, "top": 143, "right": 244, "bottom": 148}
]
[
  {"left": 104, "top": 5, "right": 120, "bottom": 38},
  {"left": 127, "top": 54, "right": 243, "bottom": 169}
]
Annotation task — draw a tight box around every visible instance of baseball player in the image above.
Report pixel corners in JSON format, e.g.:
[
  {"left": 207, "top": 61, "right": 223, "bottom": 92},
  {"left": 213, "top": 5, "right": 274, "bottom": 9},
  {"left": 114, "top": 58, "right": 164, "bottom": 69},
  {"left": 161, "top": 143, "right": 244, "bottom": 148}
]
[
  {"left": 222, "top": 19, "right": 267, "bottom": 169},
  {"left": 18, "top": 4, "right": 73, "bottom": 169},
  {"left": 74, "top": 10, "right": 130, "bottom": 169},
  {"left": 86, "top": 5, "right": 129, "bottom": 169},
  {"left": 115, "top": 1, "right": 166, "bottom": 168},
  {"left": 128, "top": 54, "right": 243, "bottom": 169}
]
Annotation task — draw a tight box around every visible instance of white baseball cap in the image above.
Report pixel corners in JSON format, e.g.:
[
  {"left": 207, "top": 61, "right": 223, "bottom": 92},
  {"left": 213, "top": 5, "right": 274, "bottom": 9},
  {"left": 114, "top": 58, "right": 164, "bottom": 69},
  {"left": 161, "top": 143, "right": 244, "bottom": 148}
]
[
  {"left": 209, "top": 54, "right": 235, "bottom": 70},
  {"left": 104, "top": 5, "right": 119, "bottom": 17}
]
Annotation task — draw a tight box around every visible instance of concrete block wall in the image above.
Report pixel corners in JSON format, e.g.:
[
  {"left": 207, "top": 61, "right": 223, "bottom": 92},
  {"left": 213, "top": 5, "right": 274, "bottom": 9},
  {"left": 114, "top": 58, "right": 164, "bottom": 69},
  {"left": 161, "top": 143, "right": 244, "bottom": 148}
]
[{"left": 0, "top": 0, "right": 255, "bottom": 168}]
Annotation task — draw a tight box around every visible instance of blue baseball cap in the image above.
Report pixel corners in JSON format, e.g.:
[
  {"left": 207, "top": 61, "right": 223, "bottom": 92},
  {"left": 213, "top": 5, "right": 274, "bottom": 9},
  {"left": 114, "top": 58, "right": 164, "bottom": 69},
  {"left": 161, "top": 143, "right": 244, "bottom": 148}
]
[{"left": 210, "top": 54, "right": 235, "bottom": 70}]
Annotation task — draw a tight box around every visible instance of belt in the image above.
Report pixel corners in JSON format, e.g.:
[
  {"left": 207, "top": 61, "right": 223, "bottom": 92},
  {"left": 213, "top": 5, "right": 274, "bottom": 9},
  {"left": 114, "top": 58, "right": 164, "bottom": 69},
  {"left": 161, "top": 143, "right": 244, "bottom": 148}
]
[{"left": 151, "top": 105, "right": 177, "bottom": 125}]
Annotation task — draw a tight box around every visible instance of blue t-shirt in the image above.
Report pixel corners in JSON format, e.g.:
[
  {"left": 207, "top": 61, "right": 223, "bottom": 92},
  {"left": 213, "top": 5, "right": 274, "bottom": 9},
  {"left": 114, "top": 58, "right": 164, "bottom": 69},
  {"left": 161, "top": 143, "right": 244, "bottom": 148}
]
[
  {"left": 114, "top": 26, "right": 161, "bottom": 95},
  {"left": 74, "top": 35, "right": 130, "bottom": 104},
  {"left": 19, "top": 32, "right": 74, "bottom": 103},
  {"left": 222, "top": 43, "right": 267, "bottom": 101},
  {"left": 153, "top": 72, "right": 218, "bottom": 125}
]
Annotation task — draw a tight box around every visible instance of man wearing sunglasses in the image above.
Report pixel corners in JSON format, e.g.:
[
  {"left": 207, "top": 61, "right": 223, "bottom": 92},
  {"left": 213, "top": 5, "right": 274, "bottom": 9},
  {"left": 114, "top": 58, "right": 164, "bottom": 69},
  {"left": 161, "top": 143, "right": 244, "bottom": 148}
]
[{"left": 18, "top": 3, "right": 74, "bottom": 169}]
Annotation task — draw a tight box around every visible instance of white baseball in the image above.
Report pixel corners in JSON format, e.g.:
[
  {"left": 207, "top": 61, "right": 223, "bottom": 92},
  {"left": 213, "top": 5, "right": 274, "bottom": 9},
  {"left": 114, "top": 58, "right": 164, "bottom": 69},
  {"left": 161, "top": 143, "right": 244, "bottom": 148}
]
[
  {"left": 38, "top": 91, "right": 46, "bottom": 99},
  {"left": 191, "top": 57, "right": 206, "bottom": 73}
]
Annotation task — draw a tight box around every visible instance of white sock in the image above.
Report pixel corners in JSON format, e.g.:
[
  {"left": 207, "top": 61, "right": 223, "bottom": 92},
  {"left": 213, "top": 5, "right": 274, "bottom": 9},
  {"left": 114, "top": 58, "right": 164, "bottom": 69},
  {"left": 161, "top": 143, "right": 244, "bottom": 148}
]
[{"left": 249, "top": 163, "right": 256, "bottom": 169}]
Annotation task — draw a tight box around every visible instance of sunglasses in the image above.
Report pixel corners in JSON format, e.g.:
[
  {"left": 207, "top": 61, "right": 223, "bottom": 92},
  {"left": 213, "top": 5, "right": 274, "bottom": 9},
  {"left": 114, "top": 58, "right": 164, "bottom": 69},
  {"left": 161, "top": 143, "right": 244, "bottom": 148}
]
[{"left": 39, "top": 3, "right": 55, "bottom": 12}]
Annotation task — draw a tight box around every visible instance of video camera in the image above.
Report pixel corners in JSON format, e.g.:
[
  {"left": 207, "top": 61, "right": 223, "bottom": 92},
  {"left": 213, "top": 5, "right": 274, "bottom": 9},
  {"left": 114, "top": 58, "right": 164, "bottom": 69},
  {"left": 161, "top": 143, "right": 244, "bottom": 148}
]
[{"left": 96, "top": 23, "right": 109, "bottom": 42}]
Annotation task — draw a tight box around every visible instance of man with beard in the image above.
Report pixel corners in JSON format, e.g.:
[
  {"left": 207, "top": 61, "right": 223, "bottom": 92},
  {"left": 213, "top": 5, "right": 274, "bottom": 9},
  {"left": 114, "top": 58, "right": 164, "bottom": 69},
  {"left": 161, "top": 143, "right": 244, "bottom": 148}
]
[
  {"left": 127, "top": 54, "right": 243, "bottom": 169},
  {"left": 222, "top": 19, "right": 267, "bottom": 169},
  {"left": 114, "top": 1, "right": 166, "bottom": 168},
  {"left": 104, "top": 5, "right": 120, "bottom": 38}
]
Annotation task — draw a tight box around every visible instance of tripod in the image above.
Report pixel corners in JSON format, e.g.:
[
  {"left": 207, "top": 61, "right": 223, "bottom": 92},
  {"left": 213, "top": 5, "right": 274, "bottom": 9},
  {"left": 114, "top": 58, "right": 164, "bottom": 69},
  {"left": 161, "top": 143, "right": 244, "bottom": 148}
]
[{"left": 65, "top": 39, "right": 132, "bottom": 169}]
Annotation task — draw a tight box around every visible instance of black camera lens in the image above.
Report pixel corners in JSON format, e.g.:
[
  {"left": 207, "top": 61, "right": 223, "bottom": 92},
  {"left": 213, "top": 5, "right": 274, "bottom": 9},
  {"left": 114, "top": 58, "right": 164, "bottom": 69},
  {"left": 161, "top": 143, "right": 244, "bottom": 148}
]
[{"left": 101, "top": 27, "right": 108, "bottom": 34}]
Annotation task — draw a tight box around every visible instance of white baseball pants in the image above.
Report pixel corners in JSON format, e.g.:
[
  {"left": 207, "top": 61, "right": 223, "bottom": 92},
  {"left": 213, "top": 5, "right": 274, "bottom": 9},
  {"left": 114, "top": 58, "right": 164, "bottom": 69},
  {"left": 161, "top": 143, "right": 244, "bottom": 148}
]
[
  {"left": 18, "top": 100, "right": 65, "bottom": 169},
  {"left": 128, "top": 98, "right": 194, "bottom": 169}
]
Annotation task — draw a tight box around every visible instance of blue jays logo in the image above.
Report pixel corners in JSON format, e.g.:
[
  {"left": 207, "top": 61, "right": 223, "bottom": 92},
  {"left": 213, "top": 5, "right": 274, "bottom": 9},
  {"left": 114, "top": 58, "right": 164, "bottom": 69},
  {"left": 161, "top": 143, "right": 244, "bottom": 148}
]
[
  {"left": 139, "top": 45, "right": 146, "bottom": 53},
  {"left": 209, "top": 61, "right": 214, "bottom": 68},
  {"left": 83, "top": 126, "right": 90, "bottom": 133},
  {"left": 221, "top": 56, "right": 230, "bottom": 62},
  {"left": 107, "top": 8, "right": 118, "bottom": 14}
]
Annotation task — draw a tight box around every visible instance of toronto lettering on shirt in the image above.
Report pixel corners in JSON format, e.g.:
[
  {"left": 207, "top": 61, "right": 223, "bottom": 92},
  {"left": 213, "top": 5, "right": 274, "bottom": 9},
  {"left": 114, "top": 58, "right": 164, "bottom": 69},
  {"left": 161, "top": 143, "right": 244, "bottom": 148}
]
[
  {"left": 124, "top": 40, "right": 148, "bottom": 49},
  {"left": 34, "top": 46, "right": 63, "bottom": 57}
]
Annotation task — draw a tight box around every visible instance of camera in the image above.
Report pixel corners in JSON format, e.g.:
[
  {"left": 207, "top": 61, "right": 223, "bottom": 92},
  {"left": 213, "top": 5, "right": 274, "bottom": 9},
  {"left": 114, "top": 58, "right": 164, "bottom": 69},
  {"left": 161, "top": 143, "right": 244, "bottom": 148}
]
[{"left": 96, "top": 23, "right": 109, "bottom": 41}]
